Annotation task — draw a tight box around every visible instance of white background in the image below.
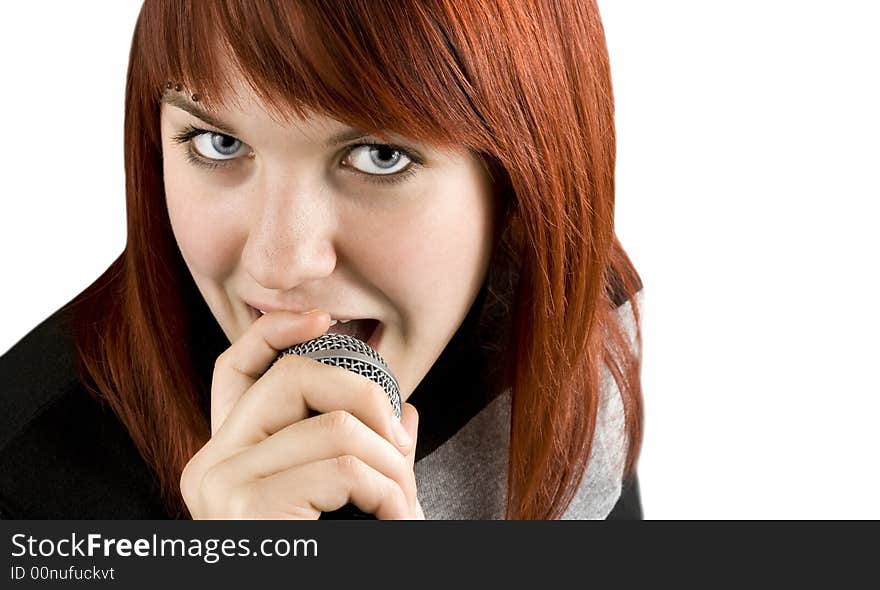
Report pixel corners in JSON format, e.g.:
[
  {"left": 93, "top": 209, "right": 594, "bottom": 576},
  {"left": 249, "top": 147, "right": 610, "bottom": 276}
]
[{"left": 1, "top": 2, "right": 877, "bottom": 518}]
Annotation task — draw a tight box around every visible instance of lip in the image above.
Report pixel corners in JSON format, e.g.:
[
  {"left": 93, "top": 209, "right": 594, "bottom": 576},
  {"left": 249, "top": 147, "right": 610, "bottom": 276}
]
[
  {"left": 245, "top": 301, "right": 358, "bottom": 321},
  {"left": 246, "top": 304, "right": 384, "bottom": 349},
  {"left": 245, "top": 302, "right": 362, "bottom": 322}
]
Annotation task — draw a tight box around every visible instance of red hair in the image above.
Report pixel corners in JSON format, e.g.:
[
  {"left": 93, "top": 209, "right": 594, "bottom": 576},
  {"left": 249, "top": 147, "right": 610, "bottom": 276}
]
[{"left": 66, "top": 0, "right": 644, "bottom": 519}]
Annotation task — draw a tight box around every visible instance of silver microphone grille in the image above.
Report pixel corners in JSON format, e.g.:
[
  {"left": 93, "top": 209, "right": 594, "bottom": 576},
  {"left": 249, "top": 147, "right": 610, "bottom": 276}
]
[{"left": 275, "top": 333, "right": 401, "bottom": 420}]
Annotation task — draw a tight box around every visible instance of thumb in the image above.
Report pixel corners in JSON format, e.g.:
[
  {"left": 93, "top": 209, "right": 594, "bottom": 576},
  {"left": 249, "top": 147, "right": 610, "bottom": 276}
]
[{"left": 399, "top": 402, "right": 419, "bottom": 470}]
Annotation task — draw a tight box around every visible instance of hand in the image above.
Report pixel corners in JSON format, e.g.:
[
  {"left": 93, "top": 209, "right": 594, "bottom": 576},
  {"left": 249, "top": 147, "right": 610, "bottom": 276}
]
[{"left": 179, "top": 309, "right": 423, "bottom": 519}]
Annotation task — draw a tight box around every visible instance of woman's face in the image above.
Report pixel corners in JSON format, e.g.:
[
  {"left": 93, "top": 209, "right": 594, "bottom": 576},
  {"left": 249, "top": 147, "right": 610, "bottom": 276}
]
[{"left": 159, "top": 78, "right": 497, "bottom": 401}]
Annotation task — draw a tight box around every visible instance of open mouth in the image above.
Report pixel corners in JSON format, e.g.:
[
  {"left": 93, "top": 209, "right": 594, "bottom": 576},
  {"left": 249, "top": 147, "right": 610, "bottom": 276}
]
[
  {"left": 327, "top": 317, "right": 381, "bottom": 346},
  {"left": 248, "top": 305, "right": 383, "bottom": 349}
]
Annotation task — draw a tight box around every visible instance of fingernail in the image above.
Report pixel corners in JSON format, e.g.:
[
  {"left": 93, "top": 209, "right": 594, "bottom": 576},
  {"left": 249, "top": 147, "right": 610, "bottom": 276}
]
[{"left": 391, "top": 418, "right": 412, "bottom": 447}]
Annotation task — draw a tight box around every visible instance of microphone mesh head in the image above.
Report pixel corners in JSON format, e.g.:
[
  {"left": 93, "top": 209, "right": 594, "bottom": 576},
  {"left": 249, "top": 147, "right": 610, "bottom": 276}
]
[{"left": 276, "top": 333, "right": 401, "bottom": 420}]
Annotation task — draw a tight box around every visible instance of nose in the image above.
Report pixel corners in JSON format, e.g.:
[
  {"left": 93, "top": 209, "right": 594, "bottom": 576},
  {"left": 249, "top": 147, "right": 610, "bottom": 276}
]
[{"left": 241, "top": 182, "right": 337, "bottom": 291}]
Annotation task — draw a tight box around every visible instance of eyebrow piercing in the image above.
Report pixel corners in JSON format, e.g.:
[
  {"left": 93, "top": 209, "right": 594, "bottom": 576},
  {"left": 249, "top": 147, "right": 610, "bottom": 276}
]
[{"left": 164, "top": 80, "right": 200, "bottom": 102}]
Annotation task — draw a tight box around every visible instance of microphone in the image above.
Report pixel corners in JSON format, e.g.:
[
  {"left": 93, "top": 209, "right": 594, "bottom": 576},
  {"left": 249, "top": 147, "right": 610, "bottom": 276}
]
[{"left": 274, "top": 332, "right": 402, "bottom": 520}]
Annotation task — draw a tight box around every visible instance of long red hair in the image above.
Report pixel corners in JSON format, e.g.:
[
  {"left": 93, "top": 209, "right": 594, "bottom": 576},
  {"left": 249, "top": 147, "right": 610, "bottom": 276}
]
[{"left": 66, "top": 0, "right": 644, "bottom": 519}]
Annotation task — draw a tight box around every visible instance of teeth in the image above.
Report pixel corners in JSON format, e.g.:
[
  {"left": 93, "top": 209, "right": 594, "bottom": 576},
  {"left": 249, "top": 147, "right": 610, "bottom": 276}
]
[
  {"left": 328, "top": 319, "right": 338, "bottom": 326},
  {"left": 338, "top": 319, "right": 352, "bottom": 323}
]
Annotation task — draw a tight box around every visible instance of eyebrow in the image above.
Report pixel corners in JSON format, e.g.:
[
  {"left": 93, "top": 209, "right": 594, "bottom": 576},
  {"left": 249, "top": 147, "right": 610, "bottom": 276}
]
[{"left": 160, "top": 92, "right": 371, "bottom": 146}]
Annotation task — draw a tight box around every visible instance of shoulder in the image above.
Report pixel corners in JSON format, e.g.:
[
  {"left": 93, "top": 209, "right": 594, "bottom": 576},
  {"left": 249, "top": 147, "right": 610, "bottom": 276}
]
[
  {"left": 0, "top": 304, "right": 167, "bottom": 519},
  {"left": 615, "top": 286, "right": 644, "bottom": 330},
  {"left": 560, "top": 360, "right": 630, "bottom": 518},
  {"left": 0, "top": 304, "right": 80, "bottom": 451},
  {"left": 562, "top": 288, "right": 645, "bottom": 518}
]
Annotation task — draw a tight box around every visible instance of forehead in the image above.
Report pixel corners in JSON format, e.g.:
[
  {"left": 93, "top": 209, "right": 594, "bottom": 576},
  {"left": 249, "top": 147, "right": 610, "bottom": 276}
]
[
  {"left": 160, "top": 93, "right": 467, "bottom": 169},
  {"left": 160, "top": 62, "right": 463, "bottom": 161},
  {"left": 162, "top": 86, "right": 350, "bottom": 137}
]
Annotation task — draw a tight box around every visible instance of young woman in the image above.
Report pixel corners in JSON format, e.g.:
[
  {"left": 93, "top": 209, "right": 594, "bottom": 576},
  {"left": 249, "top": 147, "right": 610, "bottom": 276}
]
[{"left": 0, "top": 0, "right": 644, "bottom": 519}]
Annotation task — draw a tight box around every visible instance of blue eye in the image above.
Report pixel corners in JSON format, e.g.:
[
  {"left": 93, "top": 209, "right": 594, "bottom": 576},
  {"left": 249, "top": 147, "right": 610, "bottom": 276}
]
[
  {"left": 343, "top": 144, "right": 412, "bottom": 175},
  {"left": 170, "top": 126, "right": 249, "bottom": 170},
  {"left": 170, "top": 125, "right": 422, "bottom": 185},
  {"left": 192, "top": 132, "right": 245, "bottom": 160}
]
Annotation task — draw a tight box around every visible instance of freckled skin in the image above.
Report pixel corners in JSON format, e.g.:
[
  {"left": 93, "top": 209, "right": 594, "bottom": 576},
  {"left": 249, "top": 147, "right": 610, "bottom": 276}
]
[{"left": 160, "top": 80, "right": 496, "bottom": 401}]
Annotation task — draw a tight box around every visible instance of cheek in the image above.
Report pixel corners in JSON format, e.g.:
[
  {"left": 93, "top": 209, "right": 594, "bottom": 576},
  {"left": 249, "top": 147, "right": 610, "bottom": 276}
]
[
  {"left": 368, "top": 182, "right": 495, "bottom": 326},
  {"left": 163, "top": 166, "right": 243, "bottom": 279}
]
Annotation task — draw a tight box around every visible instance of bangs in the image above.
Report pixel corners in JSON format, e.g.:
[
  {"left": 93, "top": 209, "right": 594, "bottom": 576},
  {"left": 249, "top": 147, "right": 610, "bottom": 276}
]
[{"left": 137, "top": 0, "right": 490, "bottom": 150}]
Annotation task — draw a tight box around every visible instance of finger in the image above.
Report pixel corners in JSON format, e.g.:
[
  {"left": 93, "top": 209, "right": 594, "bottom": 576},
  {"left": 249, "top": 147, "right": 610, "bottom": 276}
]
[
  {"left": 258, "top": 456, "right": 414, "bottom": 520},
  {"left": 215, "top": 353, "right": 409, "bottom": 456},
  {"left": 400, "top": 403, "right": 424, "bottom": 517},
  {"left": 208, "top": 410, "right": 419, "bottom": 511},
  {"left": 210, "top": 310, "right": 330, "bottom": 436},
  {"left": 399, "top": 403, "right": 419, "bottom": 471}
]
